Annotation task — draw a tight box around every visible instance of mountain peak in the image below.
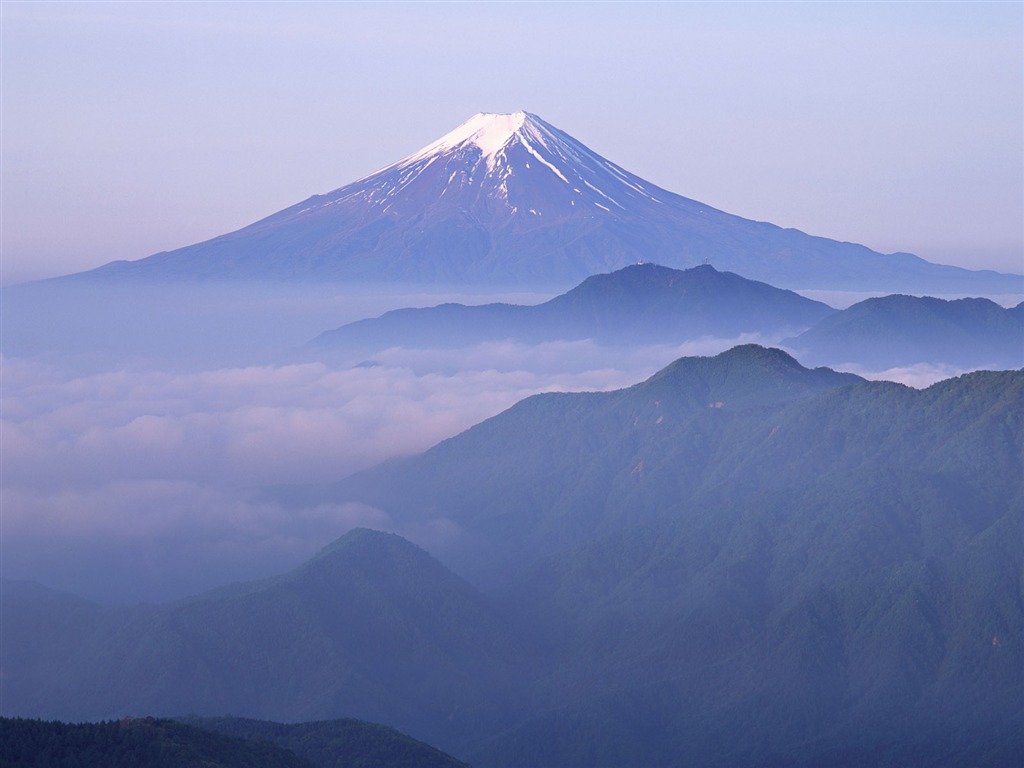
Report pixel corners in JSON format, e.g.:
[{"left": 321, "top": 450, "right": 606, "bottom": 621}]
[
  {"left": 389, "top": 110, "right": 572, "bottom": 177},
  {"left": 424, "top": 111, "right": 529, "bottom": 157},
  {"left": 306, "top": 527, "right": 422, "bottom": 566},
  {"left": 641, "top": 344, "right": 863, "bottom": 411},
  {"left": 78, "top": 111, "right": 1024, "bottom": 292}
]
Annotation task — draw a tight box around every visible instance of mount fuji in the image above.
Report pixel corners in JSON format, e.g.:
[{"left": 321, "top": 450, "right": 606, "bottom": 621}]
[{"left": 81, "top": 111, "right": 1019, "bottom": 292}]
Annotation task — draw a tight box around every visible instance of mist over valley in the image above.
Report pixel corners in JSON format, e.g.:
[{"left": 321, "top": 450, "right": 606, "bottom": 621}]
[{"left": 2, "top": 103, "right": 1022, "bottom": 767}]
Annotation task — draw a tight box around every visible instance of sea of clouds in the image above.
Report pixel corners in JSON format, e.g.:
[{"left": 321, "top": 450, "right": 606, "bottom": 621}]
[
  {"left": 4, "top": 337, "right": 755, "bottom": 604},
  {"left": 2, "top": 287, "right": 968, "bottom": 608}
]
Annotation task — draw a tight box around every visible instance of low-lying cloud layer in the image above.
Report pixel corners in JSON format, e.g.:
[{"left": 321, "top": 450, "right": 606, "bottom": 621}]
[
  {"left": 3, "top": 339, "right": 731, "bottom": 603},
  {"left": 824, "top": 361, "right": 966, "bottom": 389},
  {"left": 2, "top": 334, "right": 966, "bottom": 604}
]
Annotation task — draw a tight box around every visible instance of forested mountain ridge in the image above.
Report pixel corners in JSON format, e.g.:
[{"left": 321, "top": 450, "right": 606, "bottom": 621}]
[
  {"left": 0, "top": 715, "right": 470, "bottom": 768},
  {"left": 0, "top": 530, "right": 530, "bottom": 754},
  {"left": 3, "top": 349, "right": 1021, "bottom": 766},
  {"left": 482, "top": 372, "right": 1024, "bottom": 765},
  {"left": 320, "top": 345, "right": 866, "bottom": 580},
  {"left": 180, "top": 716, "right": 470, "bottom": 768},
  {"left": 0, "top": 717, "right": 313, "bottom": 768}
]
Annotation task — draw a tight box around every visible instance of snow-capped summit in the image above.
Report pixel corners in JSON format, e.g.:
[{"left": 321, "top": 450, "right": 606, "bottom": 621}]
[
  {"left": 317, "top": 110, "right": 666, "bottom": 224},
  {"left": 397, "top": 111, "right": 533, "bottom": 168},
  {"left": 83, "top": 112, "right": 1021, "bottom": 293},
  {"left": 382, "top": 111, "right": 658, "bottom": 195}
]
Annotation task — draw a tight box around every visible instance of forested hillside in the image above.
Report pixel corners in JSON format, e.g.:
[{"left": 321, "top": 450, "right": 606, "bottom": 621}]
[
  {"left": 0, "top": 717, "right": 312, "bottom": 768},
  {"left": 3, "top": 348, "right": 1021, "bottom": 766}
]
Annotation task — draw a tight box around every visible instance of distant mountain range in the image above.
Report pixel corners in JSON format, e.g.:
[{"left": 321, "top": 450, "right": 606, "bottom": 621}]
[
  {"left": 308, "top": 263, "right": 835, "bottom": 359},
  {"left": 5, "top": 345, "right": 1021, "bottom": 766},
  {"left": 786, "top": 294, "right": 1024, "bottom": 370},
  {"left": 307, "top": 263, "right": 1022, "bottom": 372},
  {"left": 70, "top": 111, "right": 1020, "bottom": 293}
]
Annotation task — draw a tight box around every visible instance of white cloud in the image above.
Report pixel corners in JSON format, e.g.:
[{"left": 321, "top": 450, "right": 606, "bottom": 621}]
[
  {"left": 0, "top": 332, "right": 826, "bottom": 603},
  {"left": 829, "top": 361, "right": 965, "bottom": 389},
  {"left": 0, "top": 346, "right": 677, "bottom": 603}
]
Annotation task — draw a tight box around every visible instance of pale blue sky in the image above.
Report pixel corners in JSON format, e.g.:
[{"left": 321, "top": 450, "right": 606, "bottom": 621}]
[{"left": 2, "top": 1, "right": 1021, "bottom": 284}]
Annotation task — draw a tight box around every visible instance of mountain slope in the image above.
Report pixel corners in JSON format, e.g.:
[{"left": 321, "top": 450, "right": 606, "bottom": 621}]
[
  {"left": 786, "top": 294, "right": 1024, "bottom": 369},
  {"left": 317, "top": 346, "right": 864, "bottom": 581},
  {"left": 0, "top": 717, "right": 314, "bottom": 768},
  {"left": 76, "top": 112, "right": 1020, "bottom": 292},
  {"left": 316, "top": 349, "right": 1021, "bottom": 596},
  {"left": 478, "top": 380, "right": 1024, "bottom": 765},
  {"left": 181, "top": 716, "right": 469, "bottom": 768},
  {"left": 4, "top": 351, "right": 1021, "bottom": 766},
  {"left": 309, "top": 263, "right": 835, "bottom": 357},
  {"left": 329, "top": 361, "right": 1022, "bottom": 766},
  {"left": 0, "top": 530, "right": 529, "bottom": 753}
]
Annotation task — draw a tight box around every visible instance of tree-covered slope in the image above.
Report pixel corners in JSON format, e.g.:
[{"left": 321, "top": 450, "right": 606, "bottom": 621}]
[
  {"left": 483, "top": 432, "right": 1023, "bottom": 765},
  {"left": 325, "top": 351, "right": 1019, "bottom": 590},
  {"left": 180, "top": 716, "right": 469, "bottom": 768},
  {"left": 0, "top": 717, "right": 313, "bottom": 768},
  {"left": 0, "top": 531, "right": 528, "bottom": 753},
  {"left": 4, "top": 349, "right": 1021, "bottom": 766},
  {"left": 323, "top": 345, "right": 864, "bottom": 582},
  {"left": 322, "top": 353, "right": 1024, "bottom": 765}
]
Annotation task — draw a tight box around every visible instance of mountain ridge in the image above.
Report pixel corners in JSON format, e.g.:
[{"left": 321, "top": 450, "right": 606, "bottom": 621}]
[
  {"left": 3, "top": 359, "right": 1021, "bottom": 766},
  {"left": 317, "top": 345, "right": 865, "bottom": 581},
  {"left": 308, "top": 263, "right": 836, "bottom": 358},
  {"left": 786, "top": 293, "right": 1024, "bottom": 369},
  {"left": 0, "top": 529, "right": 530, "bottom": 751}
]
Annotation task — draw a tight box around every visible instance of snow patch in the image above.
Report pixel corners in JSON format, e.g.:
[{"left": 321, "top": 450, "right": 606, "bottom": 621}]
[
  {"left": 329, "top": 111, "right": 674, "bottom": 214},
  {"left": 398, "top": 112, "right": 527, "bottom": 169},
  {"left": 582, "top": 179, "right": 624, "bottom": 209},
  {"left": 519, "top": 136, "right": 569, "bottom": 183}
]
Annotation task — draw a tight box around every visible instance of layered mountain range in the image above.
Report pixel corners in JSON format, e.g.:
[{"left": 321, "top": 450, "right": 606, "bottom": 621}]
[
  {"left": 786, "top": 293, "right": 1024, "bottom": 369},
  {"left": 5, "top": 107, "right": 1022, "bottom": 768},
  {"left": 308, "top": 263, "right": 835, "bottom": 358},
  {"left": 308, "top": 262, "right": 1024, "bottom": 371},
  {"left": 5, "top": 346, "right": 1021, "bottom": 766},
  {"left": 76, "top": 112, "right": 1021, "bottom": 292}
]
